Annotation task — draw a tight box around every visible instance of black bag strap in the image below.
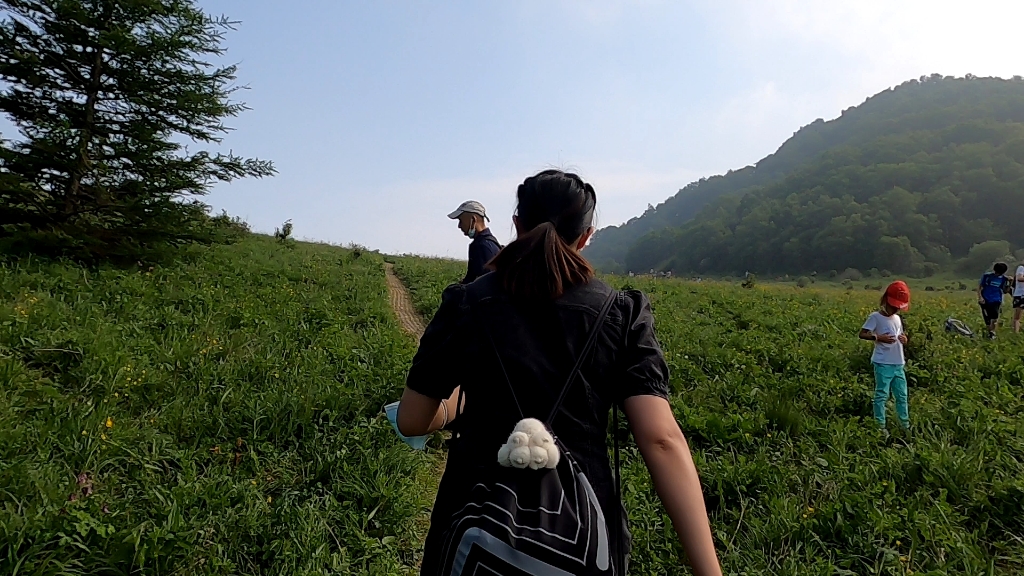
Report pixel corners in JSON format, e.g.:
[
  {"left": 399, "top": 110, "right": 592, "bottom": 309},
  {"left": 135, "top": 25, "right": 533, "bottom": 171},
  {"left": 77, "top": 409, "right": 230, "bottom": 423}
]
[{"left": 545, "top": 290, "right": 617, "bottom": 424}]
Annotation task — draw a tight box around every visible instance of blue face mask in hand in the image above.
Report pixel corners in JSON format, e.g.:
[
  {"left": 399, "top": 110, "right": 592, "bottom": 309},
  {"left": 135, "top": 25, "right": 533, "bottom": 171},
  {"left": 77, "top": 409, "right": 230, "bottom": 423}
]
[{"left": 383, "top": 401, "right": 429, "bottom": 450}]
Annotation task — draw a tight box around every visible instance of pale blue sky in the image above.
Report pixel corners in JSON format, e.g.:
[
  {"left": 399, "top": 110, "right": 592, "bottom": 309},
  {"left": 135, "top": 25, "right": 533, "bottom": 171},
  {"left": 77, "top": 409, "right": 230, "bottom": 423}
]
[{"left": 198, "top": 1, "right": 1022, "bottom": 258}]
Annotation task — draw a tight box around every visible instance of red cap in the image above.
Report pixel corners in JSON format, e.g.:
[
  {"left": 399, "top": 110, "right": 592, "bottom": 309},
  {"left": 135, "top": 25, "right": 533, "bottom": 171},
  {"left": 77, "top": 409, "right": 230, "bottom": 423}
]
[{"left": 885, "top": 280, "right": 911, "bottom": 310}]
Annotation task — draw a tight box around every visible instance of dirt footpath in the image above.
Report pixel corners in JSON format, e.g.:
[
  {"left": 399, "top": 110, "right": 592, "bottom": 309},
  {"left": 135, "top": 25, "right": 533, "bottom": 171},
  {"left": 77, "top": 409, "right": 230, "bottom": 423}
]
[
  {"left": 383, "top": 262, "right": 443, "bottom": 569},
  {"left": 384, "top": 262, "right": 427, "bottom": 339}
]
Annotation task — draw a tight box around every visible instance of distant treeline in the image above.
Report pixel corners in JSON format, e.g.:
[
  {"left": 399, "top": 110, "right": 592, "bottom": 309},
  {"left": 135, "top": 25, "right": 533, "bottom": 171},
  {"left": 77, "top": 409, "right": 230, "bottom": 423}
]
[{"left": 587, "top": 75, "right": 1024, "bottom": 277}]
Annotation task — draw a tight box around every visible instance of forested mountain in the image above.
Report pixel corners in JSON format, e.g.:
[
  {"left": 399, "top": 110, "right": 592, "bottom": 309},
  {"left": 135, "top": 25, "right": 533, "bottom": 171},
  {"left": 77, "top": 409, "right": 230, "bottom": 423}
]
[{"left": 587, "top": 75, "right": 1024, "bottom": 276}]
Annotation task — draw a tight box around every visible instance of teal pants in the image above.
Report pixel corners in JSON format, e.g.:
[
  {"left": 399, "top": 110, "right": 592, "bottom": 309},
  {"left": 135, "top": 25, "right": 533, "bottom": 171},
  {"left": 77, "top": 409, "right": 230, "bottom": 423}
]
[{"left": 873, "top": 363, "right": 909, "bottom": 429}]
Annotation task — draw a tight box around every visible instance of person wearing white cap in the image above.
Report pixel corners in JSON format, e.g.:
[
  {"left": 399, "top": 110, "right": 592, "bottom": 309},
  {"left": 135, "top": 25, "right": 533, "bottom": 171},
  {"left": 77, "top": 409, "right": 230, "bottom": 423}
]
[{"left": 448, "top": 200, "right": 502, "bottom": 284}]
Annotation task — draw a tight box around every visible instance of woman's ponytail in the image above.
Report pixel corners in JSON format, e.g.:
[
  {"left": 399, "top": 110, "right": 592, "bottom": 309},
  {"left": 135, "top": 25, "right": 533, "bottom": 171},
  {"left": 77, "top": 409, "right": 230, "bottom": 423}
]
[{"left": 489, "top": 170, "right": 596, "bottom": 300}]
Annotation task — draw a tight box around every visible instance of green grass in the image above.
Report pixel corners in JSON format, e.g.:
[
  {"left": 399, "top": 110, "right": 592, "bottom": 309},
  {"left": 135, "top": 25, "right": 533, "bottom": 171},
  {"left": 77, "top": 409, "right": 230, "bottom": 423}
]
[
  {"left": 7, "top": 241, "right": 1022, "bottom": 575},
  {"left": 614, "top": 277, "right": 1024, "bottom": 575},
  {"left": 0, "top": 236, "right": 436, "bottom": 575}
]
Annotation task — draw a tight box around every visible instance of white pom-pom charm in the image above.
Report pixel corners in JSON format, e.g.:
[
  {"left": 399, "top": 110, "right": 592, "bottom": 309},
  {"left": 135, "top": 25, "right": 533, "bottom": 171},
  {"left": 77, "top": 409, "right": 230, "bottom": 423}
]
[
  {"left": 531, "top": 429, "right": 554, "bottom": 450},
  {"left": 543, "top": 444, "right": 559, "bottom": 468},
  {"left": 509, "top": 446, "right": 531, "bottom": 468},
  {"left": 497, "top": 418, "right": 561, "bottom": 469},
  {"left": 497, "top": 444, "right": 512, "bottom": 466},
  {"left": 513, "top": 418, "right": 546, "bottom": 437},
  {"left": 528, "top": 446, "right": 549, "bottom": 470},
  {"left": 508, "top": 431, "right": 529, "bottom": 447}
]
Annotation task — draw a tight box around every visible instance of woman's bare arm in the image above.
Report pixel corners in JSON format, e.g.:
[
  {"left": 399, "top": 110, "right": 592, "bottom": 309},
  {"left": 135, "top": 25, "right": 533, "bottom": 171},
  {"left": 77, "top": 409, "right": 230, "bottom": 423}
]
[
  {"left": 395, "top": 386, "right": 461, "bottom": 437},
  {"left": 623, "top": 395, "right": 722, "bottom": 576}
]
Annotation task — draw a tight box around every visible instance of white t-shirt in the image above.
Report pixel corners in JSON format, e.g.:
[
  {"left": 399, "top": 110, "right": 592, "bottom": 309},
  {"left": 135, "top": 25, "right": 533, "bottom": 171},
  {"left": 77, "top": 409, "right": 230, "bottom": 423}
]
[
  {"left": 1014, "top": 265, "right": 1024, "bottom": 297},
  {"left": 862, "top": 311, "right": 904, "bottom": 365}
]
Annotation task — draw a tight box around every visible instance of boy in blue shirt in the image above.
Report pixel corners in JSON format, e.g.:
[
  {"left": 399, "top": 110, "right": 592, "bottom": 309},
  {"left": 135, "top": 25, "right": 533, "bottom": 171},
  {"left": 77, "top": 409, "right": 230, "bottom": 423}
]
[{"left": 978, "top": 262, "right": 1011, "bottom": 339}]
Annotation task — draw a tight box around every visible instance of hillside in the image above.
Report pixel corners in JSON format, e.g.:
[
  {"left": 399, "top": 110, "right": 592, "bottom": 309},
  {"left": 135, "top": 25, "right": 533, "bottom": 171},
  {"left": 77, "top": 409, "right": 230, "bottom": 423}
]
[
  {"left": 0, "top": 237, "right": 438, "bottom": 574},
  {"left": 586, "top": 75, "right": 1024, "bottom": 274}
]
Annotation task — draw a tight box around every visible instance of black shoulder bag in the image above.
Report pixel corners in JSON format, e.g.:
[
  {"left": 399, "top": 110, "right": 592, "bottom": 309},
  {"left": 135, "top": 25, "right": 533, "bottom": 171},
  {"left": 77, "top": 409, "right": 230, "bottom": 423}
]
[{"left": 432, "top": 289, "right": 624, "bottom": 576}]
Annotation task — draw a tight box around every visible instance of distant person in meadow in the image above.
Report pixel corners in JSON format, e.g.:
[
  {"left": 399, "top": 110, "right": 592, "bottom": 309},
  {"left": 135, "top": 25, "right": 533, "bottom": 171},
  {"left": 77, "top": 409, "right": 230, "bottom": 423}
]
[
  {"left": 859, "top": 281, "right": 911, "bottom": 433},
  {"left": 978, "top": 262, "right": 1011, "bottom": 339},
  {"left": 448, "top": 200, "right": 502, "bottom": 284},
  {"left": 398, "top": 170, "right": 721, "bottom": 575},
  {"left": 1013, "top": 260, "right": 1024, "bottom": 333}
]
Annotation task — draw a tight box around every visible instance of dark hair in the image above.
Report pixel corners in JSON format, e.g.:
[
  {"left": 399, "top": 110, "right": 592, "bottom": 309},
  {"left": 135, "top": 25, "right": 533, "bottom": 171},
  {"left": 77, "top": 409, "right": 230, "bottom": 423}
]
[
  {"left": 489, "top": 170, "right": 596, "bottom": 300},
  {"left": 994, "top": 262, "right": 1008, "bottom": 275}
]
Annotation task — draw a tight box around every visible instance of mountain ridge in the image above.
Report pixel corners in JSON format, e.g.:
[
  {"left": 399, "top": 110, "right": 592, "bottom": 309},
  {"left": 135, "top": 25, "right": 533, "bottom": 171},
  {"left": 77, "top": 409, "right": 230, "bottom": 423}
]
[{"left": 586, "top": 74, "right": 1024, "bottom": 274}]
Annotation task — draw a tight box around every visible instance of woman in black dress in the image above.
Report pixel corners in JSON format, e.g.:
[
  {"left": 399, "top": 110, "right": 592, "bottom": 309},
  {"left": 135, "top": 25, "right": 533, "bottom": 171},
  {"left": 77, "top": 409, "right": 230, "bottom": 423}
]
[{"left": 397, "top": 170, "right": 721, "bottom": 575}]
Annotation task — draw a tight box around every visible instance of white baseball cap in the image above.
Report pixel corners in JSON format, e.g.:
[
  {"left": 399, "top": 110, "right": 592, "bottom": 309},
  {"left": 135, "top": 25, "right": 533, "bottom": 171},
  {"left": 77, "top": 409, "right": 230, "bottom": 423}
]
[{"left": 447, "top": 200, "right": 489, "bottom": 221}]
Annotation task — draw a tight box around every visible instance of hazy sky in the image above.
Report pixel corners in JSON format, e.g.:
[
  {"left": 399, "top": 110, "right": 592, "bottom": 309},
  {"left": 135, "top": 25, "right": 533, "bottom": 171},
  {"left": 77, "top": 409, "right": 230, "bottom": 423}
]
[{"left": 200, "top": 0, "right": 1024, "bottom": 259}]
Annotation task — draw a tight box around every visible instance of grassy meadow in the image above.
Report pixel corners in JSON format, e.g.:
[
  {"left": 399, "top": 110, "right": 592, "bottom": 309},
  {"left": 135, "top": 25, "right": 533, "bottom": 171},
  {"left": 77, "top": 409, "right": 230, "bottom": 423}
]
[
  {"left": 620, "top": 278, "right": 1023, "bottom": 575},
  {"left": 3, "top": 239, "right": 1022, "bottom": 575},
  {"left": 0, "top": 237, "right": 439, "bottom": 575},
  {"left": 390, "top": 261, "right": 1024, "bottom": 575}
]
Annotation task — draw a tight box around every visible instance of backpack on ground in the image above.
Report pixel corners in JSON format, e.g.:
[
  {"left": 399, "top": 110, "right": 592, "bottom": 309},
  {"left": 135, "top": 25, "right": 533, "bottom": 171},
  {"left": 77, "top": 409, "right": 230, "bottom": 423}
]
[
  {"left": 945, "top": 317, "right": 974, "bottom": 338},
  {"left": 431, "top": 290, "right": 624, "bottom": 576}
]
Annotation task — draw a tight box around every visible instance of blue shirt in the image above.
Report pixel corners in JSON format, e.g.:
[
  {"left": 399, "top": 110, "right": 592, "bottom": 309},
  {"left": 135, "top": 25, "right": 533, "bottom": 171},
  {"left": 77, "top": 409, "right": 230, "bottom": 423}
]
[
  {"left": 463, "top": 228, "right": 501, "bottom": 284},
  {"left": 979, "top": 272, "right": 1009, "bottom": 303}
]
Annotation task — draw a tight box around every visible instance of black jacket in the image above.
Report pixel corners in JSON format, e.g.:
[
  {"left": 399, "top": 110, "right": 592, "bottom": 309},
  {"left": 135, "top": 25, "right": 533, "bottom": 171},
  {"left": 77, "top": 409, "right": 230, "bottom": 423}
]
[{"left": 406, "top": 273, "right": 670, "bottom": 573}]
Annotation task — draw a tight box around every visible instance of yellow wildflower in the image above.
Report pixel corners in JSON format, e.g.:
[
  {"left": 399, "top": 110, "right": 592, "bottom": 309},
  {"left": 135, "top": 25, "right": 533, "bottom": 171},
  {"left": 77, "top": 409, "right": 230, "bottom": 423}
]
[{"left": 105, "top": 417, "right": 113, "bottom": 429}]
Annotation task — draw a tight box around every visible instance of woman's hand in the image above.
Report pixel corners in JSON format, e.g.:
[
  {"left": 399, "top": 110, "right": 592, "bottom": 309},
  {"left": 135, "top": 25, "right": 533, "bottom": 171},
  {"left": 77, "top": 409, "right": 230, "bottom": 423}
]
[
  {"left": 898, "top": 333, "right": 908, "bottom": 344},
  {"left": 876, "top": 333, "right": 897, "bottom": 344}
]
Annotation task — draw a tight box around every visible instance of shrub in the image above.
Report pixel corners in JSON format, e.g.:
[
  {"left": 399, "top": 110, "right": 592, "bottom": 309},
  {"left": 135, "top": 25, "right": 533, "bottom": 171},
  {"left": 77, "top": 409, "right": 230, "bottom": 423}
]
[
  {"left": 275, "top": 219, "right": 293, "bottom": 242},
  {"left": 796, "top": 276, "right": 810, "bottom": 288},
  {"left": 207, "top": 210, "right": 251, "bottom": 243},
  {"left": 828, "top": 269, "right": 838, "bottom": 279},
  {"left": 957, "top": 240, "right": 1013, "bottom": 274},
  {"left": 926, "top": 286, "right": 935, "bottom": 291},
  {"left": 839, "top": 268, "right": 863, "bottom": 281},
  {"left": 880, "top": 269, "right": 892, "bottom": 278},
  {"left": 922, "top": 262, "right": 941, "bottom": 278}
]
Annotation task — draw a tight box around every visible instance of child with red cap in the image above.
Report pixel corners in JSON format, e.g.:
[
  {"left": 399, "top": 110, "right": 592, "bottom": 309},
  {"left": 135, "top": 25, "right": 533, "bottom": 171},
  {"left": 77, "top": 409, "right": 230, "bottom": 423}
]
[{"left": 859, "top": 281, "right": 912, "bottom": 432}]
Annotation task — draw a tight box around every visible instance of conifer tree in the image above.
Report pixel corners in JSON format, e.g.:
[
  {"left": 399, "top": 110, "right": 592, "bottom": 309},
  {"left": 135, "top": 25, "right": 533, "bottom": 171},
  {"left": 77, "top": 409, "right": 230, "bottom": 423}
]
[{"left": 0, "top": 0, "right": 274, "bottom": 257}]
